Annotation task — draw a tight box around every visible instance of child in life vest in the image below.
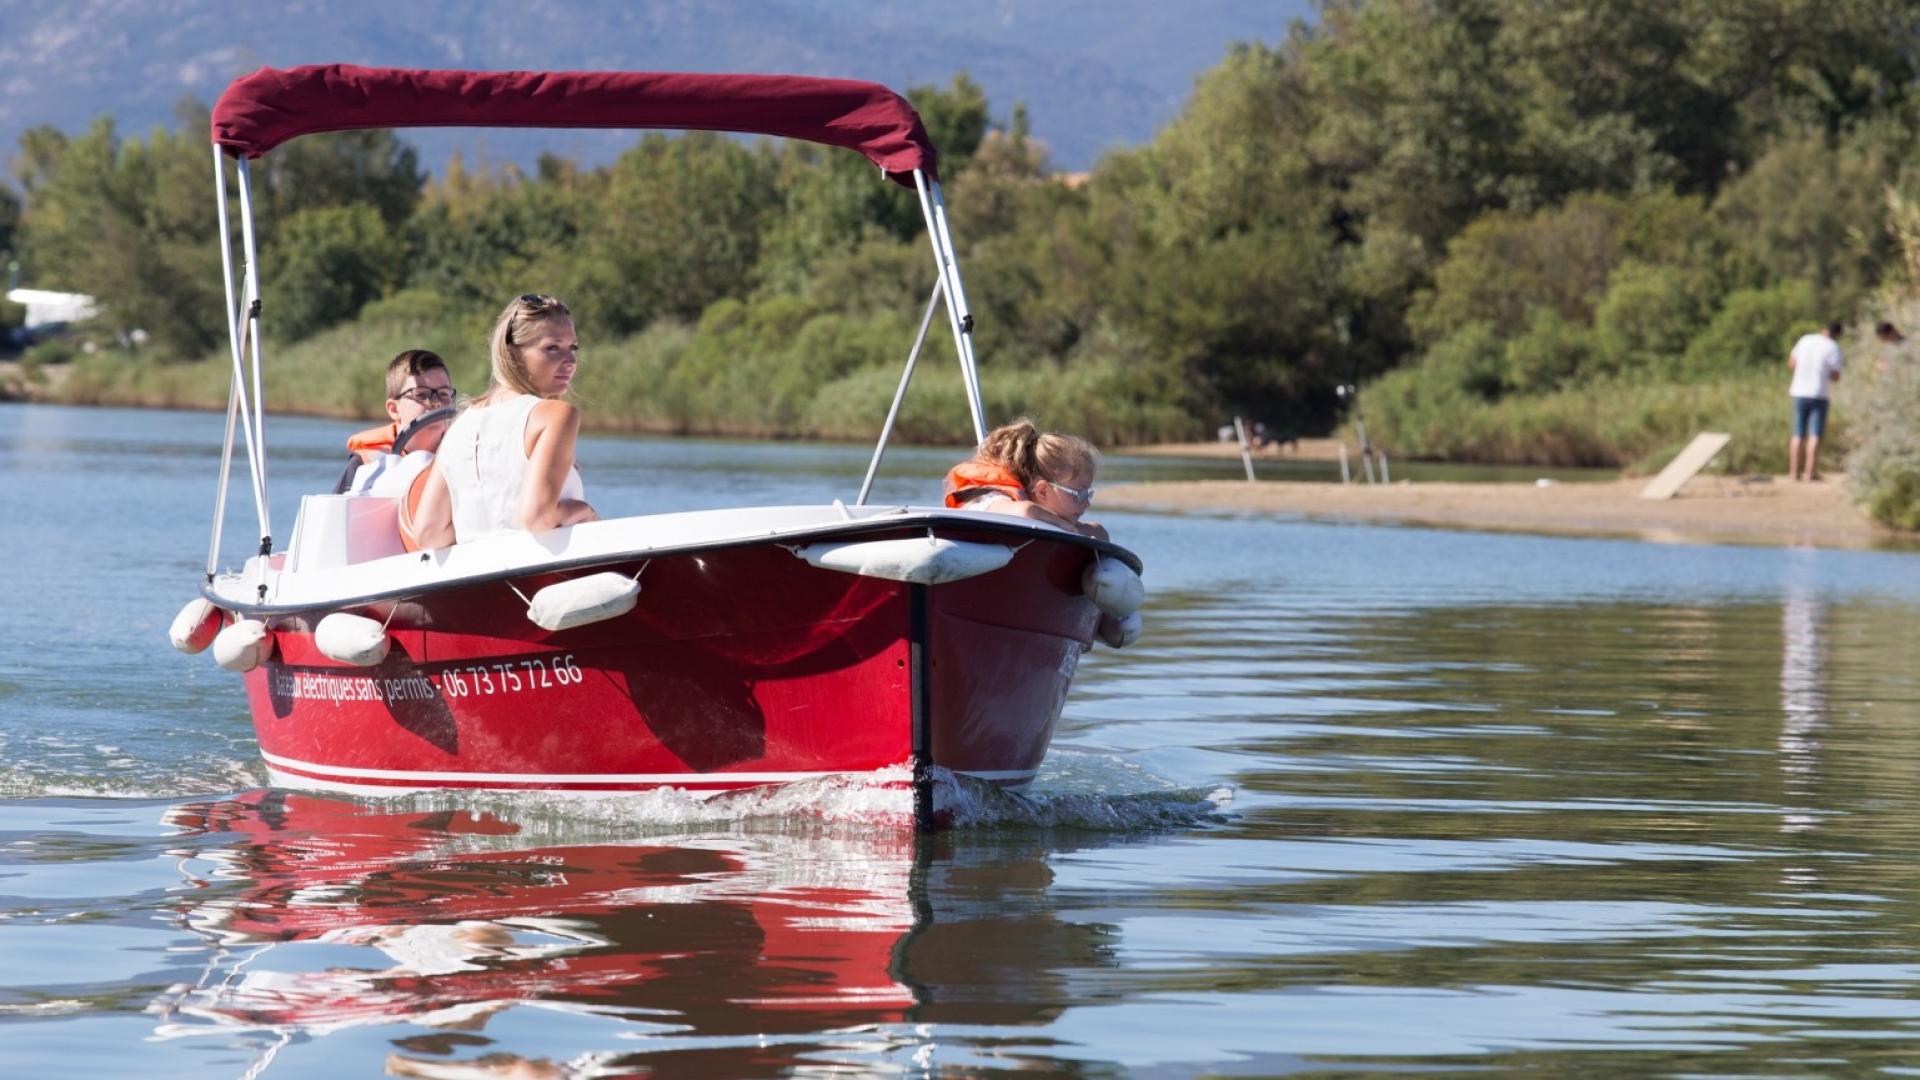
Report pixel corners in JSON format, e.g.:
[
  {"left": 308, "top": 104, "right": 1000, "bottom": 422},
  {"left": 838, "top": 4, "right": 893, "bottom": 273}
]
[
  {"left": 943, "top": 418, "right": 1108, "bottom": 540},
  {"left": 333, "top": 349, "right": 456, "bottom": 495}
]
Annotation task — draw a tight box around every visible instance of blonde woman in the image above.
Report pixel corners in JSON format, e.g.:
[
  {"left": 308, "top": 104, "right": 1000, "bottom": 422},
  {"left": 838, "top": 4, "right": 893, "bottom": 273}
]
[
  {"left": 412, "top": 294, "right": 598, "bottom": 547},
  {"left": 942, "top": 418, "right": 1108, "bottom": 540}
]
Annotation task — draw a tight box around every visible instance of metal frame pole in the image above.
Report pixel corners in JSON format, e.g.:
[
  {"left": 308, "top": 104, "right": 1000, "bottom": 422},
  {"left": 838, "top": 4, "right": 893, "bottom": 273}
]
[
  {"left": 234, "top": 158, "right": 272, "bottom": 554},
  {"left": 207, "top": 146, "right": 256, "bottom": 577},
  {"left": 856, "top": 277, "right": 946, "bottom": 506},
  {"left": 912, "top": 171, "right": 986, "bottom": 443},
  {"left": 205, "top": 376, "right": 242, "bottom": 581}
]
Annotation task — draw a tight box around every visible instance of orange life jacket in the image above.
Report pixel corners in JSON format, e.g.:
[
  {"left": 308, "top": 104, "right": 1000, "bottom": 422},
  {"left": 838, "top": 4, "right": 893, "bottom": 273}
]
[
  {"left": 344, "top": 422, "right": 434, "bottom": 551},
  {"left": 345, "top": 423, "right": 398, "bottom": 465},
  {"left": 943, "top": 460, "right": 1028, "bottom": 508}
]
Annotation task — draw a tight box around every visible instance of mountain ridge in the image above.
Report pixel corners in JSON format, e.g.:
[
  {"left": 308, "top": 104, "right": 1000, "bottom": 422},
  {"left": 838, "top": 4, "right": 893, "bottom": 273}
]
[{"left": 0, "top": 0, "right": 1308, "bottom": 176}]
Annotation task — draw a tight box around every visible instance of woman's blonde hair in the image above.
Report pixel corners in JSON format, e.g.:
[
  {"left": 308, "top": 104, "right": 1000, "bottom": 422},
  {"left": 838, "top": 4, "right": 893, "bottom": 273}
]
[
  {"left": 976, "top": 418, "right": 1100, "bottom": 489},
  {"left": 478, "top": 293, "right": 573, "bottom": 404}
]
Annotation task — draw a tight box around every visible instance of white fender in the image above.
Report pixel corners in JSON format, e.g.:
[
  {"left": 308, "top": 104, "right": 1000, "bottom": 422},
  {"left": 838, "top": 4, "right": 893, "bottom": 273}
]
[
  {"left": 315, "top": 612, "right": 391, "bottom": 667},
  {"left": 212, "top": 619, "right": 275, "bottom": 673},
  {"left": 793, "top": 537, "right": 1014, "bottom": 585},
  {"left": 169, "top": 598, "right": 222, "bottom": 654},
  {"left": 527, "top": 572, "right": 640, "bottom": 632},
  {"left": 1082, "top": 558, "right": 1145, "bottom": 618},
  {"left": 1096, "top": 611, "right": 1144, "bottom": 649}
]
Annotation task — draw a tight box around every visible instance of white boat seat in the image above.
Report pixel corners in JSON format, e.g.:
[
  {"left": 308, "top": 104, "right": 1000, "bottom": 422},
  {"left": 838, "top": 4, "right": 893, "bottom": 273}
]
[{"left": 286, "top": 493, "right": 406, "bottom": 572}]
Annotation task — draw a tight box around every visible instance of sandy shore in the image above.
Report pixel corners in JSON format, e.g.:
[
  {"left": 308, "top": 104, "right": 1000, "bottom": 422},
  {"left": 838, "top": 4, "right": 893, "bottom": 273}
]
[
  {"left": 1098, "top": 474, "right": 1898, "bottom": 549},
  {"left": 1125, "top": 438, "right": 1346, "bottom": 462}
]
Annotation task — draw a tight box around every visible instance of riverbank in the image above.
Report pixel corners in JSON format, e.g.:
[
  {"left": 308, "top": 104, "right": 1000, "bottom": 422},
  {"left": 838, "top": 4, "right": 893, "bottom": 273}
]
[
  {"left": 0, "top": 359, "right": 69, "bottom": 401},
  {"left": 1125, "top": 438, "right": 1346, "bottom": 462},
  {"left": 1099, "top": 474, "right": 1895, "bottom": 549}
]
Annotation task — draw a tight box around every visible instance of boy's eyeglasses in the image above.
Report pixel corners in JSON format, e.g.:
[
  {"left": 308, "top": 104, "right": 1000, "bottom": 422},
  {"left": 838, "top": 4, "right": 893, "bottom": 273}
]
[
  {"left": 398, "top": 387, "right": 456, "bottom": 406},
  {"left": 1049, "top": 481, "right": 1093, "bottom": 503}
]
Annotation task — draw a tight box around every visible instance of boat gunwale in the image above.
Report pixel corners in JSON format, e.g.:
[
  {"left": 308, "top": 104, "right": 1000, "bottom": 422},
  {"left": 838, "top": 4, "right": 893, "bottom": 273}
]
[{"left": 204, "top": 506, "right": 1140, "bottom": 618}]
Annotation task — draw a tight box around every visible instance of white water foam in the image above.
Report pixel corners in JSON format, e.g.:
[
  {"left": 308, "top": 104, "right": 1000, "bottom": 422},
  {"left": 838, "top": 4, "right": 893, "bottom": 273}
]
[
  {"left": 363, "top": 760, "right": 1232, "bottom": 837},
  {"left": 3, "top": 749, "right": 1230, "bottom": 836}
]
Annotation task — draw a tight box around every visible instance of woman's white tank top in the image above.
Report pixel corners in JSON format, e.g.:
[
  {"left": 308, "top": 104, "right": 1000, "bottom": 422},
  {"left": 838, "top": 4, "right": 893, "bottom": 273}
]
[{"left": 438, "top": 394, "right": 586, "bottom": 541}]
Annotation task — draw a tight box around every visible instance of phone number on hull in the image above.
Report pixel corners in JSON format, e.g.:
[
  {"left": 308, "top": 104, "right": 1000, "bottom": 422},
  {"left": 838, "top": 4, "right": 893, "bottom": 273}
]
[{"left": 266, "top": 654, "right": 585, "bottom": 704}]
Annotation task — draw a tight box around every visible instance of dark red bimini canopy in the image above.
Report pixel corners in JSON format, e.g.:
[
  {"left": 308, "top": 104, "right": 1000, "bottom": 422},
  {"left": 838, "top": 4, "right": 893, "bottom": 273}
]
[{"left": 211, "top": 64, "right": 938, "bottom": 185}]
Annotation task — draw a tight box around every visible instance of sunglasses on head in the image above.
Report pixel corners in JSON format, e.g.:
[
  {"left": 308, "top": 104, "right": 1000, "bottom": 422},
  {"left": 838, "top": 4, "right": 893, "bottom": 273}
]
[{"left": 512, "top": 294, "right": 565, "bottom": 337}]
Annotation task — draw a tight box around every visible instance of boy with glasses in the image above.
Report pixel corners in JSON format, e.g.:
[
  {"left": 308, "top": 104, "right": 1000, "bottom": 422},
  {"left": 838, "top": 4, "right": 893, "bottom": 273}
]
[{"left": 333, "top": 349, "right": 457, "bottom": 494}]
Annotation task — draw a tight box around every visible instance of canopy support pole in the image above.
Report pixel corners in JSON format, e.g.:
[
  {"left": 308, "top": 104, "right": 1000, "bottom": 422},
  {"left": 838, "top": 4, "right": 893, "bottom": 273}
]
[
  {"left": 856, "top": 275, "right": 946, "bottom": 507},
  {"left": 207, "top": 147, "right": 269, "bottom": 580},
  {"left": 234, "top": 158, "right": 272, "bottom": 560},
  {"left": 913, "top": 171, "right": 986, "bottom": 444}
]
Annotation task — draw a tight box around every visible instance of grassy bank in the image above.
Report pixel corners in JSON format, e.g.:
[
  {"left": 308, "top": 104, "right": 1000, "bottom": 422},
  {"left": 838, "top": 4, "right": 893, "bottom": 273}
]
[
  {"left": 39, "top": 294, "right": 1856, "bottom": 478},
  {"left": 44, "top": 297, "right": 1205, "bottom": 447},
  {"left": 1360, "top": 365, "right": 1827, "bottom": 475}
]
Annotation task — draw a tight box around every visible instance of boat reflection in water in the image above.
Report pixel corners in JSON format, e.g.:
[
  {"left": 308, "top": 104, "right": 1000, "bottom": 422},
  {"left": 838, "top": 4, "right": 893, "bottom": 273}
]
[{"left": 148, "top": 784, "right": 1130, "bottom": 1076}]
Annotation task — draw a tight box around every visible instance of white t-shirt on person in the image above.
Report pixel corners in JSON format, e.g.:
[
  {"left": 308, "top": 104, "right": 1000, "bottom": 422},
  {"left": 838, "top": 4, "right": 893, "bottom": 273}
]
[
  {"left": 1788, "top": 333, "right": 1843, "bottom": 399},
  {"left": 436, "top": 394, "right": 586, "bottom": 542},
  {"left": 349, "top": 449, "right": 434, "bottom": 497}
]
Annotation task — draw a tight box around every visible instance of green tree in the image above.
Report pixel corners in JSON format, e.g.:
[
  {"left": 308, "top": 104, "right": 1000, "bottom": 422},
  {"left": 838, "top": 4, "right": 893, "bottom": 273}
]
[
  {"left": 9, "top": 100, "right": 432, "bottom": 359},
  {"left": 1409, "top": 191, "right": 1712, "bottom": 347},
  {"left": 1592, "top": 260, "right": 1718, "bottom": 375},
  {"left": 1711, "top": 125, "right": 1902, "bottom": 315},
  {"left": 1422, "top": 321, "right": 1507, "bottom": 401},
  {"left": 1503, "top": 308, "right": 1597, "bottom": 394},
  {"left": 576, "top": 132, "right": 777, "bottom": 334},
  {"left": 0, "top": 183, "right": 18, "bottom": 270},
  {"left": 12, "top": 117, "right": 225, "bottom": 356},
  {"left": 1680, "top": 281, "right": 1820, "bottom": 379},
  {"left": 266, "top": 205, "right": 407, "bottom": 340},
  {"left": 1089, "top": 43, "right": 1351, "bottom": 423},
  {"left": 255, "top": 126, "right": 425, "bottom": 230},
  {"left": 409, "top": 165, "right": 593, "bottom": 310},
  {"left": 757, "top": 75, "right": 990, "bottom": 292},
  {"left": 911, "top": 74, "right": 990, "bottom": 179}
]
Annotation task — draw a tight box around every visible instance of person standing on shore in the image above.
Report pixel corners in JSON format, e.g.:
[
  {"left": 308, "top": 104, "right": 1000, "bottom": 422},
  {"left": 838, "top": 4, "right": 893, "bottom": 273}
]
[{"left": 1787, "top": 321, "right": 1844, "bottom": 482}]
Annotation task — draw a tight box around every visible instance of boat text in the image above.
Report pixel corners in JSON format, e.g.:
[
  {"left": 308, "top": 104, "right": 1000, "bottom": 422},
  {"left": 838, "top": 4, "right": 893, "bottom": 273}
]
[
  {"left": 439, "top": 656, "right": 585, "bottom": 699},
  {"left": 266, "top": 655, "right": 585, "bottom": 704}
]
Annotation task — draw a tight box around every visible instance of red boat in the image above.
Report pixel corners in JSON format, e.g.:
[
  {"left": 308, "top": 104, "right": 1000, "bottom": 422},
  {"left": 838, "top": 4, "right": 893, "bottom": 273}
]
[{"left": 175, "top": 66, "right": 1146, "bottom": 825}]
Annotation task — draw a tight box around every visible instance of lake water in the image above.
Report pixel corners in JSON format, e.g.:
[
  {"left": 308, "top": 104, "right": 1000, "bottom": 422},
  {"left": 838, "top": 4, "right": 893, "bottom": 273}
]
[{"left": 6, "top": 402, "right": 1920, "bottom": 1077}]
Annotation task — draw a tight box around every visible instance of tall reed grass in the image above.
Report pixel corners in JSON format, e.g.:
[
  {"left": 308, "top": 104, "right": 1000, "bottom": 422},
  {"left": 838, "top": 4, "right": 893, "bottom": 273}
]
[
  {"left": 1362, "top": 366, "right": 1828, "bottom": 475},
  {"left": 48, "top": 298, "right": 1204, "bottom": 448}
]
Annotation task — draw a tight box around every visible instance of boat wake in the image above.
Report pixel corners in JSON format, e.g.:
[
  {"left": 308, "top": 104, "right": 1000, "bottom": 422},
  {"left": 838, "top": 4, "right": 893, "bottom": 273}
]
[
  {"left": 363, "top": 760, "right": 1233, "bottom": 837},
  {"left": 2, "top": 755, "right": 1229, "bottom": 837},
  {"left": 0, "top": 755, "right": 267, "bottom": 801},
  {"left": 934, "top": 769, "right": 1235, "bottom": 831}
]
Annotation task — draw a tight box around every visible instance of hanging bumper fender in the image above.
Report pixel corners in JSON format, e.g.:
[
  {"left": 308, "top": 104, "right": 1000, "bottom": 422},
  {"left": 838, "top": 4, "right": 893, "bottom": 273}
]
[{"left": 790, "top": 537, "right": 1015, "bottom": 585}]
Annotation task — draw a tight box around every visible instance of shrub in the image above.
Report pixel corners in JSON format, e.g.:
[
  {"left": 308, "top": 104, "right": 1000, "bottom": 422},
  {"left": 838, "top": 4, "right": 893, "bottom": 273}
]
[
  {"left": 1364, "top": 366, "right": 1809, "bottom": 471},
  {"left": 1847, "top": 297, "right": 1920, "bottom": 528},
  {"left": 1867, "top": 473, "right": 1920, "bottom": 531},
  {"left": 1680, "top": 281, "right": 1820, "bottom": 380},
  {"left": 1503, "top": 308, "right": 1596, "bottom": 393},
  {"left": 1592, "top": 261, "right": 1716, "bottom": 376},
  {"left": 23, "top": 339, "right": 79, "bottom": 367},
  {"left": 1422, "top": 322, "right": 1507, "bottom": 400}
]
